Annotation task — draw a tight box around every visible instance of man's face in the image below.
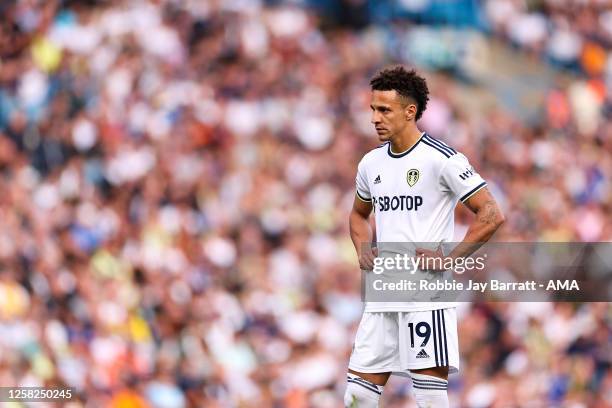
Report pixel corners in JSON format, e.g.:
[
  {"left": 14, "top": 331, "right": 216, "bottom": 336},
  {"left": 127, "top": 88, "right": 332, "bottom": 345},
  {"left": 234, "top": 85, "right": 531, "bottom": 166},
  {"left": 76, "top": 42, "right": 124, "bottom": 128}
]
[{"left": 370, "top": 90, "right": 415, "bottom": 142}]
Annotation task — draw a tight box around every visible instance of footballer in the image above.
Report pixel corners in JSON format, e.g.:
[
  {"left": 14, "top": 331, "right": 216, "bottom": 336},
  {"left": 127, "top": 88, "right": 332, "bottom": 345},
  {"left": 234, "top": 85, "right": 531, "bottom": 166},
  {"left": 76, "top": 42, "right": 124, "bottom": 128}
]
[{"left": 345, "top": 67, "right": 505, "bottom": 407}]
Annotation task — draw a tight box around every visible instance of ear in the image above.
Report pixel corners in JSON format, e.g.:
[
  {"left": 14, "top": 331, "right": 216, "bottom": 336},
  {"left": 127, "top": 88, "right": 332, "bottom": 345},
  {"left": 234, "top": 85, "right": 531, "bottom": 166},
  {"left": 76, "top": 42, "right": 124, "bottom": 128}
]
[{"left": 405, "top": 103, "right": 418, "bottom": 121}]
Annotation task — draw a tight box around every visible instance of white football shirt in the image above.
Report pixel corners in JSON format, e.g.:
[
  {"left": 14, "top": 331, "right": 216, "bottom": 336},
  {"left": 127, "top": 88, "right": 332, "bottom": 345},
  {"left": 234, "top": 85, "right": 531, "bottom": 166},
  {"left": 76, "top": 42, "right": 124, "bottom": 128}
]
[{"left": 355, "top": 132, "right": 487, "bottom": 312}]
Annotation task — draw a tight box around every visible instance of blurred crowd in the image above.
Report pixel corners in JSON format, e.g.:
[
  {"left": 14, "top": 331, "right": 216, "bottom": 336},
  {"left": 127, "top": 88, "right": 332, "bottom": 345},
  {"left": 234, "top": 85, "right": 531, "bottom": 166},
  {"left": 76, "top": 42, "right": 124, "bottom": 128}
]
[
  {"left": 485, "top": 0, "right": 612, "bottom": 76},
  {"left": 0, "top": 0, "right": 610, "bottom": 407}
]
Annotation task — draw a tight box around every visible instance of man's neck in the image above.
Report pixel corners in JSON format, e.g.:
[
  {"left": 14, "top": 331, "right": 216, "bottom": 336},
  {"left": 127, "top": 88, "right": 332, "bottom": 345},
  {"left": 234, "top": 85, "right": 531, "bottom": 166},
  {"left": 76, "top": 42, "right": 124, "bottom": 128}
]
[{"left": 389, "top": 128, "right": 424, "bottom": 154}]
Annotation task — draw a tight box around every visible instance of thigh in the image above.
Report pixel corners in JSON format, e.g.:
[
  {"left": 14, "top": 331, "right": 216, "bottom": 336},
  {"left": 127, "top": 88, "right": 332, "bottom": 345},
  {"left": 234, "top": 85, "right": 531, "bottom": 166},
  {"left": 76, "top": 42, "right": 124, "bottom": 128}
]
[
  {"left": 410, "top": 366, "right": 449, "bottom": 380},
  {"left": 349, "top": 312, "right": 400, "bottom": 375}
]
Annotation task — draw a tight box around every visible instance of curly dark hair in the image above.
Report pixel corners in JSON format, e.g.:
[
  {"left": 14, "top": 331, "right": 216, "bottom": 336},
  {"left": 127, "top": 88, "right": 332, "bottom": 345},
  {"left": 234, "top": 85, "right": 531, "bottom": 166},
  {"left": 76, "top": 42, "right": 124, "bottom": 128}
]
[{"left": 370, "top": 66, "right": 430, "bottom": 121}]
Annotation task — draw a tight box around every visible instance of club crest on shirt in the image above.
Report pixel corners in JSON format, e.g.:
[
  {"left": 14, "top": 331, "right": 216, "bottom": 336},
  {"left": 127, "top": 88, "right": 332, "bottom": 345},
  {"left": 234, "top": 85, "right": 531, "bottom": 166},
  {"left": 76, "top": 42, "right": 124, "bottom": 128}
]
[{"left": 406, "top": 169, "right": 419, "bottom": 187}]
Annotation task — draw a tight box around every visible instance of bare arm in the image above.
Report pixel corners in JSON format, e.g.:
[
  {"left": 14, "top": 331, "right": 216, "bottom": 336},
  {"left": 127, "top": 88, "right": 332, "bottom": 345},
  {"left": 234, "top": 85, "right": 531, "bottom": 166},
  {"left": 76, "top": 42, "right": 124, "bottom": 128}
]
[
  {"left": 349, "top": 195, "right": 376, "bottom": 270},
  {"left": 415, "top": 187, "right": 505, "bottom": 264},
  {"left": 447, "top": 187, "right": 505, "bottom": 259}
]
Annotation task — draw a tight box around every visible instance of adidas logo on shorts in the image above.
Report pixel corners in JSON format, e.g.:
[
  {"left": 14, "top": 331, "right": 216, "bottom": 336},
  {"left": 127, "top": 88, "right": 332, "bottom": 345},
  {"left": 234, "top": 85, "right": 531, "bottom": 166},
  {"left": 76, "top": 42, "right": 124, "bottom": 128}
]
[{"left": 416, "top": 349, "right": 430, "bottom": 359}]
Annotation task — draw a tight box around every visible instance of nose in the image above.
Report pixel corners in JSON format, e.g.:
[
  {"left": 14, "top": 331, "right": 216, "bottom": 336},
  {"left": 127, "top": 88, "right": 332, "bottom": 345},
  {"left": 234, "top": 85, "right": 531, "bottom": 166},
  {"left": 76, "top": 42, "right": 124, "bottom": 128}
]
[{"left": 371, "top": 111, "right": 381, "bottom": 125}]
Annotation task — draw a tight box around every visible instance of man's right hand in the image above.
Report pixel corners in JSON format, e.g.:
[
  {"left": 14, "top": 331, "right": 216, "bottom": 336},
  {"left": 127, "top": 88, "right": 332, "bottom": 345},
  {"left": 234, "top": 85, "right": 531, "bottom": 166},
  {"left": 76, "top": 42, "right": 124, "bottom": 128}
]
[{"left": 359, "top": 247, "right": 378, "bottom": 271}]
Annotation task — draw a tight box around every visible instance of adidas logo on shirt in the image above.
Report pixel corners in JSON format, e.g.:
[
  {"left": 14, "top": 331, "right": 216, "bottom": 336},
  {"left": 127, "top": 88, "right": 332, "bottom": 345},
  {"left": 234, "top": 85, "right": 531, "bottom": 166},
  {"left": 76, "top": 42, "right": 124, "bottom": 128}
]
[
  {"left": 416, "top": 349, "right": 430, "bottom": 359},
  {"left": 374, "top": 175, "right": 381, "bottom": 184}
]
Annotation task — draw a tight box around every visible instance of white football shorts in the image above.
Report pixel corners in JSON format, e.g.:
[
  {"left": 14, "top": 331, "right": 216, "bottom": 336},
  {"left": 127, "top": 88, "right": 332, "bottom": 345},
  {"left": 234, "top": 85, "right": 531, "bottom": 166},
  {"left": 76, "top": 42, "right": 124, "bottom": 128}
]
[{"left": 348, "top": 308, "right": 459, "bottom": 376}]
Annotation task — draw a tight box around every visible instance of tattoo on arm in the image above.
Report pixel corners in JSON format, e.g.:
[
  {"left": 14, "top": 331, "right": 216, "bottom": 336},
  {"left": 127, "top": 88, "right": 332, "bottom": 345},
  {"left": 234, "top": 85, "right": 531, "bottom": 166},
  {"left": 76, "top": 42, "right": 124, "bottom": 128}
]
[
  {"left": 465, "top": 188, "right": 503, "bottom": 226},
  {"left": 478, "top": 200, "right": 499, "bottom": 225}
]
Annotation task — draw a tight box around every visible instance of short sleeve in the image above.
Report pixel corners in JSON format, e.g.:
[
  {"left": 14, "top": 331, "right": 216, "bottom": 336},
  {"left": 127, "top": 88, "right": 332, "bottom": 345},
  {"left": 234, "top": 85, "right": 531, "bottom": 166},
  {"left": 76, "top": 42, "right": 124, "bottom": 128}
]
[
  {"left": 355, "top": 158, "right": 371, "bottom": 202},
  {"left": 440, "top": 153, "right": 487, "bottom": 203}
]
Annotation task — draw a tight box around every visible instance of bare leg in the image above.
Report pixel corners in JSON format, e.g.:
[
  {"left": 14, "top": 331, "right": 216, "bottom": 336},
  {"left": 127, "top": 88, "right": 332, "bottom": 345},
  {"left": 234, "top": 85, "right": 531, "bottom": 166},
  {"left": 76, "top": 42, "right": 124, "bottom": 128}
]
[
  {"left": 348, "top": 369, "right": 391, "bottom": 386},
  {"left": 410, "top": 365, "right": 448, "bottom": 380}
]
